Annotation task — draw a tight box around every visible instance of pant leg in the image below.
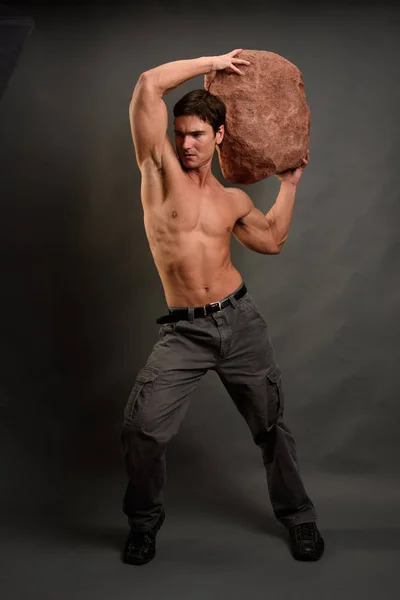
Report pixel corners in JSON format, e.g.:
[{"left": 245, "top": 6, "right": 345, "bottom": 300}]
[
  {"left": 121, "top": 317, "right": 219, "bottom": 531},
  {"left": 215, "top": 293, "right": 317, "bottom": 529}
]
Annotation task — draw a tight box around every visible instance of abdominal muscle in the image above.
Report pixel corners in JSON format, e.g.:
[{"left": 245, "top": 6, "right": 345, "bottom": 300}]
[{"left": 149, "top": 228, "right": 243, "bottom": 308}]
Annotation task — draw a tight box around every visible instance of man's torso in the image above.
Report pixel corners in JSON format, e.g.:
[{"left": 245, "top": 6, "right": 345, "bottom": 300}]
[{"left": 140, "top": 142, "right": 247, "bottom": 307}]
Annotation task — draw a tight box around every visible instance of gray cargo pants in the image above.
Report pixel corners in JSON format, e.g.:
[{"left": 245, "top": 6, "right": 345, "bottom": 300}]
[{"left": 121, "top": 283, "right": 317, "bottom": 532}]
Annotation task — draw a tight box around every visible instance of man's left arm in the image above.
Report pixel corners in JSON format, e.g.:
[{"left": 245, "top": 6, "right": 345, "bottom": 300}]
[{"left": 232, "top": 150, "right": 310, "bottom": 255}]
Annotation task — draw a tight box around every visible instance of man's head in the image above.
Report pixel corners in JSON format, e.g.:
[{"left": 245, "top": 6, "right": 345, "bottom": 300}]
[{"left": 173, "top": 89, "right": 226, "bottom": 169}]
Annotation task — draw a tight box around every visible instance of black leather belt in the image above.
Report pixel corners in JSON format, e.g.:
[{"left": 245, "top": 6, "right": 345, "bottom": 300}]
[{"left": 156, "top": 283, "right": 247, "bottom": 324}]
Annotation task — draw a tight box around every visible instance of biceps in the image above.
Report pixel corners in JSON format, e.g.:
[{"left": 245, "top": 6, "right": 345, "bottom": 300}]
[
  {"left": 129, "top": 75, "right": 168, "bottom": 168},
  {"left": 233, "top": 223, "right": 280, "bottom": 255}
]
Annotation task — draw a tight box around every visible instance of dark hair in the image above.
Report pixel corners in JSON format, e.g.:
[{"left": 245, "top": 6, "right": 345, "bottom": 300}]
[{"left": 173, "top": 89, "right": 226, "bottom": 134}]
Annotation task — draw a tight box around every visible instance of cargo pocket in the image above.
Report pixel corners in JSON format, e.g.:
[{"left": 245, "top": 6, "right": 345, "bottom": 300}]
[
  {"left": 266, "top": 364, "right": 284, "bottom": 425},
  {"left": 123, "top": 366, "right": 159, "bottom": 425}
]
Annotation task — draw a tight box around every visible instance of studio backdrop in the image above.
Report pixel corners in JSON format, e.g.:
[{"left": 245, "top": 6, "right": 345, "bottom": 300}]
[{"left": 0, "top": 0, "right": 399, "bottom": 530}]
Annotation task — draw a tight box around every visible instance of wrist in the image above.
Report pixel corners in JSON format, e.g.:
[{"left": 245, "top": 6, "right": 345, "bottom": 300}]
[
  {"left": 203, "top": 56, "right": 217, "bottom": 72},
  {"left": 280, "top": 180, "right": 297, "bottom": 188}
]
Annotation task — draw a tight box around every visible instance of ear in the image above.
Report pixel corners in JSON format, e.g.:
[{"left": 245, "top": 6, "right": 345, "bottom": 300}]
[{"left": 215, "top": 124, "right": 225, "bottom": 146}]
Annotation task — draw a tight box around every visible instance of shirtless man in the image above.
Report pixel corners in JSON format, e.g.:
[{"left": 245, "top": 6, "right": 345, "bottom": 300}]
[{"left": 121, "top": 49, "right": 324, "bottom": 565}]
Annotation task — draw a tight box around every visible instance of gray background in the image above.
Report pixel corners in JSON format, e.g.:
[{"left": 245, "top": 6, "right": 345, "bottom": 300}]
[{"left": 1, "top": 1, "right": 399, "bottom": 598}]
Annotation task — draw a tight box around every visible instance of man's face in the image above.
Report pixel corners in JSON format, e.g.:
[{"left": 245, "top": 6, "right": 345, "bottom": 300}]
[{"left": 174, "top": 115, "right": 224, "bottom": 169}]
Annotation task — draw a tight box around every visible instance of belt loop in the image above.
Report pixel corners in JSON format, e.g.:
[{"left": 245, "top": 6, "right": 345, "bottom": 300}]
[
  {"left": 229, "top": 294, "right": 238, "bottom": 309},
  {"left": 188, "top": 307, "right": 195, "bottom": 323}
]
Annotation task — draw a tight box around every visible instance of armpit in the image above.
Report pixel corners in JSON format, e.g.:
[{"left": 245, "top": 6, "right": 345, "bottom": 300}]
[{"left": 141, "top": 156, "right": 164, "bottom": 176}]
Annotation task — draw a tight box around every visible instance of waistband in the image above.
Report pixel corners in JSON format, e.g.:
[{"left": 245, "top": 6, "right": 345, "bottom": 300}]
[{"left": 156, "top": 282, "right": 247, "bottom": 324}]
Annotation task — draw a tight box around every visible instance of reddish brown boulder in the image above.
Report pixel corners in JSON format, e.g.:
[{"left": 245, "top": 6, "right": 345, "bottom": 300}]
[{"left": 204, "top": 50, "right": 310, "bottom": 184}]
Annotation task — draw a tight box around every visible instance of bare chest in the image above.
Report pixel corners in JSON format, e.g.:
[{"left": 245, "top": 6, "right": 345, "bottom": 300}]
[{"left": 146, "top": 190, "right": 238, "bottom": 238}]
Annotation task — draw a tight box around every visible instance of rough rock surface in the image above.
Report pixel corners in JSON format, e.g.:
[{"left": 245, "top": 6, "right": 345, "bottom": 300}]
[{"left": 204, "top": 50, "right": 310, "bottom": 184}]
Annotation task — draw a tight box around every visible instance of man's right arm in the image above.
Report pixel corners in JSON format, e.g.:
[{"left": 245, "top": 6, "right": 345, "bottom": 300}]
[
  {"left": 129, "top": 72, "right": 169, "bottom": 170},
  {"left": 129, "top": 50, "right": 250, "bottom": 170}
]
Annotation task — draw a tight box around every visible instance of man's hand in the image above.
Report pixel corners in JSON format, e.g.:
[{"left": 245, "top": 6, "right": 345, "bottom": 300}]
[
  {"left": 212, "top": 49, "right": 251, "bottom": 75},
  {"left": 275, "top": 149, "right": 310, "bottom": 186}
]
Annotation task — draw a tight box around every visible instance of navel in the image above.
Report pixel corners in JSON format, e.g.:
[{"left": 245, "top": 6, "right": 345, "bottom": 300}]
[
  {"left": 171, "top": 211, "right": 178, "bottom": 219},
  {"left": 205, "top": 286, "right": 209, "bottom": 292}
]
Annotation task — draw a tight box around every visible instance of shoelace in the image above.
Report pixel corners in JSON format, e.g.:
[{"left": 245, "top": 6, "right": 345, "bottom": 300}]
[
  {"left": 293, "top": 523, "right": 316, "bottom": 542},
  {"left": 129, "top": 531, "right": 152, "bottom": 549}
]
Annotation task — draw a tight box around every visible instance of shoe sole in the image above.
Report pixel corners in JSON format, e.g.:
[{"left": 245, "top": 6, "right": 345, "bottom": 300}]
[{"left": 123, "top": 551, "right": 156, "bottom": 566}]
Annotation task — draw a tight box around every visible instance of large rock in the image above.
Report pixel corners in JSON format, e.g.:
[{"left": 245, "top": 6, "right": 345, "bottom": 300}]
[{"left": 204, "top": 50, "right": 310, "bottom": 184}]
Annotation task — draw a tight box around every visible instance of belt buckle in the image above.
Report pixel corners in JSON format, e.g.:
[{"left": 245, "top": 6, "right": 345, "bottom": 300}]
[{"left": 208, "top": 301, "right": 222, "bottom": 314}]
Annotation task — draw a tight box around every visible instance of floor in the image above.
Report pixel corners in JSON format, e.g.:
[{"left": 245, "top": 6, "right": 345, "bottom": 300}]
[{"left": 1, "top": 472, "right": 399, "bottom": 600}]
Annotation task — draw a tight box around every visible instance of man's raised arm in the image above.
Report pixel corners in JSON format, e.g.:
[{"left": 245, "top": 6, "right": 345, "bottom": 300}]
[
  {"left": 129, "top": 50, "right": 250, "bottom": 169},
  {"left": 233, "top": 150, "right": 310, "bottom": 254},
  {"left": 268, "top": 149, "right": 310, "bottom": 249}
]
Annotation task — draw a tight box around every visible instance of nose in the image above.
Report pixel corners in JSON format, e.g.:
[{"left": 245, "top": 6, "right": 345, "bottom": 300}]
[{"left": 182, "top": 136, "right": 192, "bottom": 151}]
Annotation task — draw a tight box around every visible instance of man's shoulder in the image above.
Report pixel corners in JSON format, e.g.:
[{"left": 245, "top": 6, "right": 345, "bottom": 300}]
[
  {"left": 223, "top": 185, "right": 250, "bottom": 198},
  {"left": 226, "top": 188, "right": 255, "bottom": 226},
  {"left": 224, "top": 186, "right": 253, "bottom": 210}
]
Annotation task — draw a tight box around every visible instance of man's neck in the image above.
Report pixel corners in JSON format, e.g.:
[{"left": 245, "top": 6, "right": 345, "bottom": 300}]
[{"left": 185, "top": 162, "right": 215, "bottom": 189}]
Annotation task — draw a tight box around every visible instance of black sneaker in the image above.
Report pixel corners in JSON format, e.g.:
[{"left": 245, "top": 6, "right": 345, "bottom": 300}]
[
  {"left": 289, "top": 522, "right": 325, "bottom": 561},
  {"left": 123, "top": 511, "right": 165, "bottom": 566}
]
